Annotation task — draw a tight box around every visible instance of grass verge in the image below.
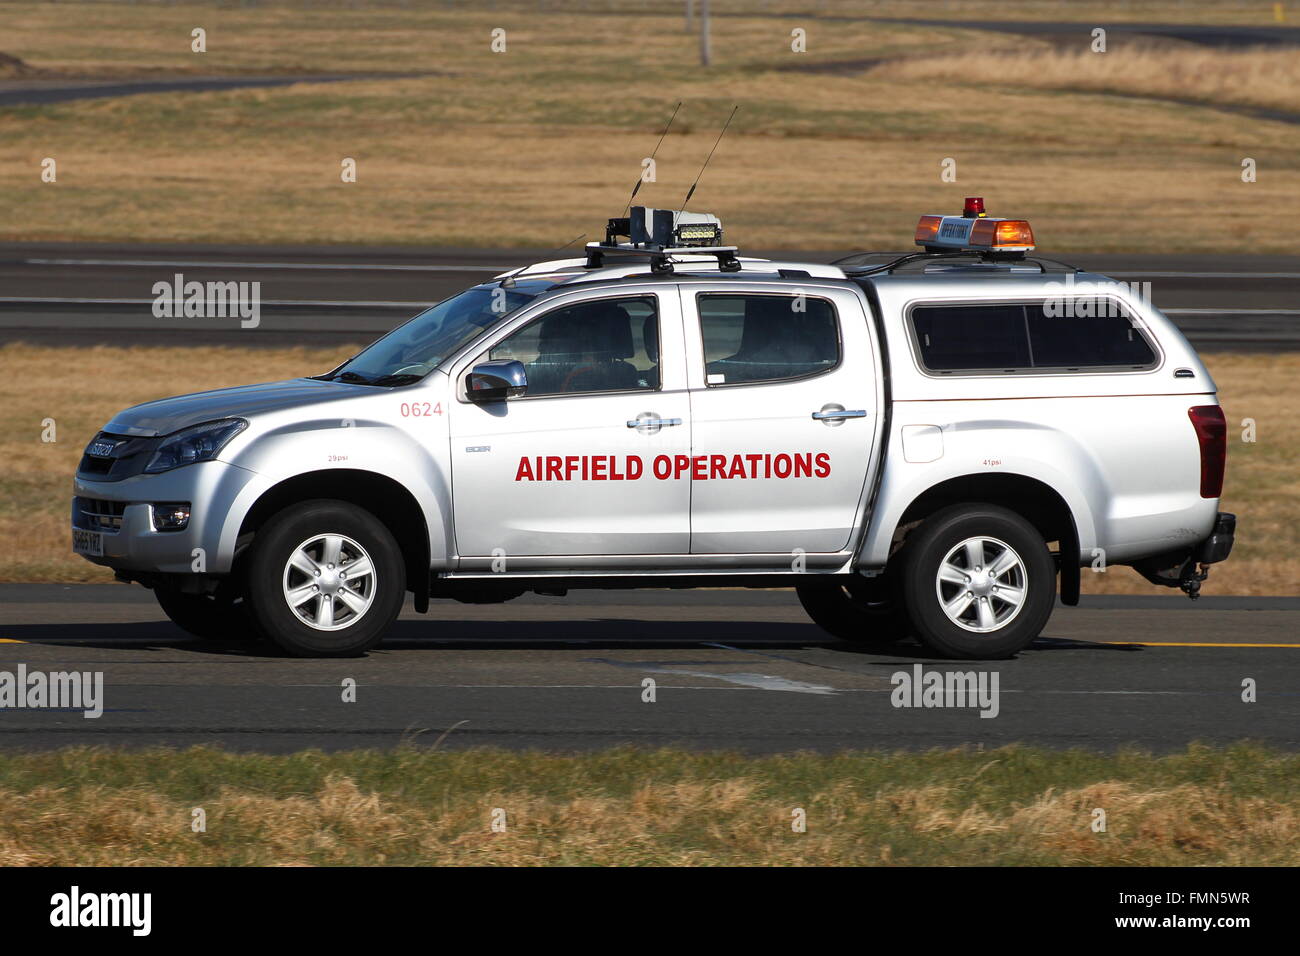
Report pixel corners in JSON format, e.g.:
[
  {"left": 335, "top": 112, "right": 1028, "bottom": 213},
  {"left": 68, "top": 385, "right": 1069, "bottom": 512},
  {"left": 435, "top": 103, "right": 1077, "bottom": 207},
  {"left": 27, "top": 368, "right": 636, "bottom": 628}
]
[
  {"left": 0, "top": 743, "right": 1296, "bottom": 865},
  {"left": 2, "top": 343, "right": 1293, "bottom": 593},
  {"left": 869, "top": 43, "right": 1300, "bottom": 116}
]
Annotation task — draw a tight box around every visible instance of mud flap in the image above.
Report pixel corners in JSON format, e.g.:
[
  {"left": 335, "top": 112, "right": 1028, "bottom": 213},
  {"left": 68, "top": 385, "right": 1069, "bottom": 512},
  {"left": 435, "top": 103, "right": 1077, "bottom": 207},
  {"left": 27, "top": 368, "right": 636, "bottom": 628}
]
[{"left": 1057, "top": 523, "right": 1080, "bottom": 607}]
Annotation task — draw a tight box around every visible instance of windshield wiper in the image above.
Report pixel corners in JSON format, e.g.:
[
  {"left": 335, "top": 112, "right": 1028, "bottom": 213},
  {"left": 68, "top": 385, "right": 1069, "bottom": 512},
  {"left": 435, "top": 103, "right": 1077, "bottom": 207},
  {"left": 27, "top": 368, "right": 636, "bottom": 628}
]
[
  {"left": 327, "top": 370, "right": 375, "bottom": 384},
  {"left": 369, "top": 373, "right": 424, "bottom": 387}
]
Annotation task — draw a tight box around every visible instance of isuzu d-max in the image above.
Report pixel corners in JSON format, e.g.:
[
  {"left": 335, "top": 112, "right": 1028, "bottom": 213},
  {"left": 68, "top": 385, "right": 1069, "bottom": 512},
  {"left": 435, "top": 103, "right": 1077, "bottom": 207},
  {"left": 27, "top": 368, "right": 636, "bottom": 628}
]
[{"left": 72, "top": 203, "right": 1235, "bottom": 658}]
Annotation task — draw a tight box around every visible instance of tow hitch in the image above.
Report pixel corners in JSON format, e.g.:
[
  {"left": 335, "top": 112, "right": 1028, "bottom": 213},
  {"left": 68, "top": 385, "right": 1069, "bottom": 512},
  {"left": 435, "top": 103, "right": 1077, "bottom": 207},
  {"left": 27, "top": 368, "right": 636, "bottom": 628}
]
[
  {"left": 1179, "top": 562, "right": 1209, "bottom": 600},
  {"left": 1133, "top": 512, "right": 1236, "bottom": 600}
]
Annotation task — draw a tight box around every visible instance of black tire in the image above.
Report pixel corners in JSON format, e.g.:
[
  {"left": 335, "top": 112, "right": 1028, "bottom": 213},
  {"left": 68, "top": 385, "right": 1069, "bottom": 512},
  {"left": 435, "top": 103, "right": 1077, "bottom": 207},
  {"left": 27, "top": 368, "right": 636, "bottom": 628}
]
[
  {"left": 244, "top": 499, "right": 405, "bottom": 657},
  {"left": 796, "top": 576, "right": 912, "bottom": 646},
  {"left": 154, "top": 587, "right": 257, "bottom": 642},
  {"left": 895, "top": 503, "right": 1055, "bottom": 659}
]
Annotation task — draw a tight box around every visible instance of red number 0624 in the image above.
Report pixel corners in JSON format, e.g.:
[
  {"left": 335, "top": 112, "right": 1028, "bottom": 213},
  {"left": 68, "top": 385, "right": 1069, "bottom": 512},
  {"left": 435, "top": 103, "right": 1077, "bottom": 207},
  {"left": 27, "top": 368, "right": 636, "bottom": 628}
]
[{"left": 400, "top": 402, "right": 441, "bottom": 417}]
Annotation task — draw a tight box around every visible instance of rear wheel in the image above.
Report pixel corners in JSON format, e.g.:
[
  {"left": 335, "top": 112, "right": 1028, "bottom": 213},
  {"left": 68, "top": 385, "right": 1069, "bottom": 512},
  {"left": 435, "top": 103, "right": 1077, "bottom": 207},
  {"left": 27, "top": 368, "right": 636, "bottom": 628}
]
[
  {"left": 896, "top": 503, "right": 1055, "bottom": 659},
  {"left": 244, "top": 500, "right": 405, "bottom": 657},
  {"left": 796, "top": 576, "right": 912, "bottom": 646}
]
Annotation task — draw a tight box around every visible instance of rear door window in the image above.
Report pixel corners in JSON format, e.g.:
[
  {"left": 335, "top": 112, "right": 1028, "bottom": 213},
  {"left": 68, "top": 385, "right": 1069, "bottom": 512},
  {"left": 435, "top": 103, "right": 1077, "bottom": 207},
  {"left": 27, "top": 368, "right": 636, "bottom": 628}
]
[{"left": 697, "top": 293, "right": 840, "bottom": 386}]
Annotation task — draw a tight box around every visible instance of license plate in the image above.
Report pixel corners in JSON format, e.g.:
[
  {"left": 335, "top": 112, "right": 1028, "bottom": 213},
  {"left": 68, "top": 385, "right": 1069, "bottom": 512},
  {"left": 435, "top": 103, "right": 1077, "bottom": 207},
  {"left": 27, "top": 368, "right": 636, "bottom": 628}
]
[{"left": 72, "top": 529, "right": 103, "bottom": 557}]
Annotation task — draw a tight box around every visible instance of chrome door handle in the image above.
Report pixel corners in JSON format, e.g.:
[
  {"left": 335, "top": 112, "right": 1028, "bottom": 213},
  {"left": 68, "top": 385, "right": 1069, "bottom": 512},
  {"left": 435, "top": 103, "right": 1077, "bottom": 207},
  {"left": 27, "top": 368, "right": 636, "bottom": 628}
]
[
  {"left": 626, "top": 417, "right": 682, "bottom": 428},
  {"left": 811, "top": 409, "right": 867, "bottom": 421}
]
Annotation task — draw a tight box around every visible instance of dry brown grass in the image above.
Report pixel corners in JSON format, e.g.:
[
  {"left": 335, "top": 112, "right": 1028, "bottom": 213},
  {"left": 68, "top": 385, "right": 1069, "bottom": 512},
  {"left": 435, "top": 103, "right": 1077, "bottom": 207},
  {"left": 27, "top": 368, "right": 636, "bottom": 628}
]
[
  {"left": 0, "top": 744, "right": 1295, "bottom": 865},
  {"left": 870, "top": 44, "right": 1300, "bottom": 115},
  {"left": 1, "top": 343, "right": 361, "bottom": 581},
  {"left": 3, "top": 343, "right": 1295, "bottom": 593},
  {"left": 850, "top": 0, "right": 1281, "bottom": 24},
  {"left": 1, "top": 4, "right": 1298, "bottom": 251}
]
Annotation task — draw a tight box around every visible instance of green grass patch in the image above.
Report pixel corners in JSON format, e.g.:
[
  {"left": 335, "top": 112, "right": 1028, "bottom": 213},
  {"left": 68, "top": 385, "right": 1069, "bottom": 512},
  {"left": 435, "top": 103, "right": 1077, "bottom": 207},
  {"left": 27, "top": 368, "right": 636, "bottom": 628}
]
[{"left": 0, "top": 743, "right": 1297, "bottom": 865}]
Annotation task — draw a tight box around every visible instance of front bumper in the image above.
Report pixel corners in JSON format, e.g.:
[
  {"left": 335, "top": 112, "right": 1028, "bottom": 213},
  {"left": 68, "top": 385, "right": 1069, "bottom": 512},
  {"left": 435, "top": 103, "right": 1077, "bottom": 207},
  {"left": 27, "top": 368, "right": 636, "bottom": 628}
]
[{"left": 71, "top": 460, "right": 265, "bottom": 575}]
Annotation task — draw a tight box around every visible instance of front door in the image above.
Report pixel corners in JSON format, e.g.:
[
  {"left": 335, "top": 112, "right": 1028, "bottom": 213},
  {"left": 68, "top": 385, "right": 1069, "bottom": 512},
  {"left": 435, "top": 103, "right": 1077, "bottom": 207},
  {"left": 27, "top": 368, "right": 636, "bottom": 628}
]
[{"left": 449, "top": 289, "right": 692, "bottom": 561}]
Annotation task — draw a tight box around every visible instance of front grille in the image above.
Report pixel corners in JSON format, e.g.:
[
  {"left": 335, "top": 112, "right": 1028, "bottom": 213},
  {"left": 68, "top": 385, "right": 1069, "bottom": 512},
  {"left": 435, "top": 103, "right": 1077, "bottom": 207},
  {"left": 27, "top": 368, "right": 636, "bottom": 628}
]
[
  {"left": 74, "top": 497, "right": 126, "bottom": 532},
  {"left": 77, "top": 431, "right": 157, "bottom": 482},
  {"left": 79, "top": 455, "right": 114, "bottom": 476}
]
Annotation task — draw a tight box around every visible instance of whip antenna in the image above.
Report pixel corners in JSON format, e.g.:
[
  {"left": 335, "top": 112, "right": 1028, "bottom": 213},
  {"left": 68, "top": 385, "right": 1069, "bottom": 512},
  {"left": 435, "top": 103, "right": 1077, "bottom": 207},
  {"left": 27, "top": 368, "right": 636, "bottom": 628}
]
[
  {"left": 624, "top": 101, "right": 683, "bottom": 215},
  {"left": 677, "top": 105, "right": 738, "bottom": 218}
]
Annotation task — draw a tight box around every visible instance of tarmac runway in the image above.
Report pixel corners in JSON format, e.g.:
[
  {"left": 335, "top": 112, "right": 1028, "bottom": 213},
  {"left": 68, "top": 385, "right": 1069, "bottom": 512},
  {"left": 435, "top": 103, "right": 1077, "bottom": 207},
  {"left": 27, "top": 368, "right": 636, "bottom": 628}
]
[
  {"left": 1, "top": 584, "right": 1296, "bottom": 754},
  {"left": 1, "top": 243, "right": 1296, "bottom": 350}
]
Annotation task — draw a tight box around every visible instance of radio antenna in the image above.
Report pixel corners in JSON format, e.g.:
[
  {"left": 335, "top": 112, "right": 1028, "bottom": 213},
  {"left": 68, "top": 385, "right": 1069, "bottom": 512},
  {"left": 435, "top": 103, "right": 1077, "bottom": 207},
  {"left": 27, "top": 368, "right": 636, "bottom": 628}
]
[
  {"left": 624, "top": 101, "right": 682, "bottom": 216},
  {"left": 673, "top": 105, "right": 738, "bottom": 235},
  {"left": 552, "top": 233, "right": 586, "bottom": 252}
]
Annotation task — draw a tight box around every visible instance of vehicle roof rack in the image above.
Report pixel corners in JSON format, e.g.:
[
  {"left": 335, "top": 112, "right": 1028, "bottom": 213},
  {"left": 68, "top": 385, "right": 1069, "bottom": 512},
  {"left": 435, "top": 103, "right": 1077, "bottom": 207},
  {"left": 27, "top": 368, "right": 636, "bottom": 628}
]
[
  {"left": 585, "top": 207, "right": 742, "bottom": 275},
  {"left": 829, "top": 250, "right": 912, "bottom": 267},
  {"left": 843, "top": 250, "right": 1081, "bottom": 277},
  {"left": 584, "top": 241, "right": 742, "bottom": 276}
]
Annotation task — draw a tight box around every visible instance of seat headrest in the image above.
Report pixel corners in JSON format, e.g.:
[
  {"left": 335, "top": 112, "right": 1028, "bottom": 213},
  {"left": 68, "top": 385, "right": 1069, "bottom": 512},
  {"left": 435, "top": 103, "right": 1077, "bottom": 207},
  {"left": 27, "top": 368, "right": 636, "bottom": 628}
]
[
  {"left": 738, "top": 297, "right": 795, "bottom": 355},
  {"left": 586, "top": 303, "right": 635, "bottom": 358},
  {"left": 537, "top": 311, "right": 585, "bottom": 355},
  {"left": 643, "top": 313, "right": 659, "bottom": 364}
]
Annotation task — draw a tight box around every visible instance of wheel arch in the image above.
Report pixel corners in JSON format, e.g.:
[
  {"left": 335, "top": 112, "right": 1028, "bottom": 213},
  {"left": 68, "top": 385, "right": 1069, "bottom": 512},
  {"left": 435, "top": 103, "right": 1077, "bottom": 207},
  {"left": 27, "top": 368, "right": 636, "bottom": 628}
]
[
  {"left": 877, "top": 473, "right": 1083, "bottom": 605},
  {"left": 235, "top": 470, "right": 431, "bottom": 611}
]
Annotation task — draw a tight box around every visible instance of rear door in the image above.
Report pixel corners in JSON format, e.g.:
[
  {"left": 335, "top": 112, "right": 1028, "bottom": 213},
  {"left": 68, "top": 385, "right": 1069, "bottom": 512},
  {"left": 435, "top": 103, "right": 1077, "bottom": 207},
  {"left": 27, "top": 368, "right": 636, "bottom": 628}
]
[{"left": 681, "top": 284, "right": 880, "bottom": 555}]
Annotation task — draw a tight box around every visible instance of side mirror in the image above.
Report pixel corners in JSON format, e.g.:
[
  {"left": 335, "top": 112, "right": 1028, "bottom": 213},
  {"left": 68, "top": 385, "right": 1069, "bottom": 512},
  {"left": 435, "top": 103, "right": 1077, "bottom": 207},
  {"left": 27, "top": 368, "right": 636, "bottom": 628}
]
[{"left": 467, "top": 359, "right": 527, "bottom": 402}]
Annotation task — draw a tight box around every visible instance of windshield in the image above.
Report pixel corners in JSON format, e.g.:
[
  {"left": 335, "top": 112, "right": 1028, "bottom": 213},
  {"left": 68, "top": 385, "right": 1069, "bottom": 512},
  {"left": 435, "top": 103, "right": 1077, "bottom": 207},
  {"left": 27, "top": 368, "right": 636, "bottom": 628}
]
[{"left": 323, "top": 284, "right": 540, "bottom": 385}]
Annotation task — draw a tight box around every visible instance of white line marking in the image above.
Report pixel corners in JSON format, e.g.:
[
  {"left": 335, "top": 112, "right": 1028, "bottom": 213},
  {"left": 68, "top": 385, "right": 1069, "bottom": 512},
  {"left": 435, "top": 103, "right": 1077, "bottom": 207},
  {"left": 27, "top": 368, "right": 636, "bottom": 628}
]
[
  {"left": 1163, "top": 308, "right": 1300, "bottom": 315},
  {"left": 277, "top": 684, "right": 1236, "bottom": 696},
  {"left": 22, "top": 258, "right": 510, "bottom": 272},
  {"left": 588, "top": 658, "right": 836, "bottom": 694},
  {"left": 4, "top": 298, "right": 1298, "bottom": 316},
  {"left": 1105, "top": 272, "right": 1300, "bottom": 279},
  {"left": 19, "top": 262, "right": 1300, "bottom": 279},
  {"left": 0, "top": 296, "right": 427, "bottom": 308}
]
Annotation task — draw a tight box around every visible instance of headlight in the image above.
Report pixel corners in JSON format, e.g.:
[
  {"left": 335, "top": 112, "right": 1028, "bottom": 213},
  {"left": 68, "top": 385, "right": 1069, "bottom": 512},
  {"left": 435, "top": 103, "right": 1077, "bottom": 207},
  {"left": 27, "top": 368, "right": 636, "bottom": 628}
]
[{"left": 144, "top": 419, "right": 248, "bottom": 474}]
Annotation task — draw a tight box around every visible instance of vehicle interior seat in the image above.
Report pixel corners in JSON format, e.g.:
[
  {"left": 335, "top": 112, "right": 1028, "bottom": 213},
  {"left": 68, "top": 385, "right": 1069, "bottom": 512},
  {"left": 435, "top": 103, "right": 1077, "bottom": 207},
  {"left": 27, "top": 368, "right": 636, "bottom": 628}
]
[
  {"left": 707, "top": 297, "right": 819, "bottom": 384},
  {"left": 525, "top": 303, "right": 641, "bottom": 394}
]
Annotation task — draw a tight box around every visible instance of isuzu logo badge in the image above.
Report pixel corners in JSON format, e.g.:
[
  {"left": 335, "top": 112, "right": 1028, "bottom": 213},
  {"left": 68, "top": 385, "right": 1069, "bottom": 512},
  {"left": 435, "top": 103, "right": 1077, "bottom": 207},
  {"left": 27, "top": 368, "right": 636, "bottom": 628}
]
[{"left": 88, "top": 439, "right": 118, "bottom": 457}]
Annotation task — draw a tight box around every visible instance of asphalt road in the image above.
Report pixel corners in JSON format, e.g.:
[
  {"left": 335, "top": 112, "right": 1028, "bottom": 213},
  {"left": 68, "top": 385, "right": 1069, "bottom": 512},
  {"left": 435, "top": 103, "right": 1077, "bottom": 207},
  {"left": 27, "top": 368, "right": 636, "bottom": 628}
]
[
  {"left": 1, "top": 243, "right": 1297, "bottom": 350},
  {"left": 1, "top": 584, "right": 1296, "bottom": 753},
  {"left": 0, "top": 73, "right": 423, "bottom": 108}
]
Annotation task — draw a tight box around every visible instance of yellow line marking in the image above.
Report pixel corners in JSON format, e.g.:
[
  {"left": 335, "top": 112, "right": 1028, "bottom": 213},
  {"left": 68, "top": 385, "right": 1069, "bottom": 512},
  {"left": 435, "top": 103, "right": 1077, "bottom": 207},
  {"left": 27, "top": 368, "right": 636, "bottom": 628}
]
[
  {"left": 0, "top": 639, "right": 26, "bottom": 644},
  {"left": 1100, "top": 641, "right": 1300, "bottom": 648}
]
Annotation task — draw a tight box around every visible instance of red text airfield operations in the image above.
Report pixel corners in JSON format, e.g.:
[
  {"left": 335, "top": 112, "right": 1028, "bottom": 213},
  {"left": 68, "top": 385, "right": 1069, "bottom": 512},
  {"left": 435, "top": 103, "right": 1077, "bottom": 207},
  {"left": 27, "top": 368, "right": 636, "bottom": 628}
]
[{"left": 513, "top": 452, "right": 833, "bottom": 482}]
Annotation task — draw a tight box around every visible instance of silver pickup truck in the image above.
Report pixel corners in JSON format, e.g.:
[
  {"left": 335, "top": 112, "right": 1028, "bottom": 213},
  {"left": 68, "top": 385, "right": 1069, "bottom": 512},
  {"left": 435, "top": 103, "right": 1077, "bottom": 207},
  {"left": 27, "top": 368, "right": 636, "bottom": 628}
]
[{"left": 72, "top": 204, "right": 1235, "bottom": 658}]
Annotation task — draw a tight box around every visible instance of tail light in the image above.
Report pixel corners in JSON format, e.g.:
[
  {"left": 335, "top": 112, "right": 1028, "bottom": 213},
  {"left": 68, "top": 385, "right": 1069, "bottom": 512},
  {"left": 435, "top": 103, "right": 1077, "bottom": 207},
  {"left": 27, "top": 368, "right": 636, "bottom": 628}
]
[{"left": 1188, "top": 405, "right": 1226, "bottom": 498}]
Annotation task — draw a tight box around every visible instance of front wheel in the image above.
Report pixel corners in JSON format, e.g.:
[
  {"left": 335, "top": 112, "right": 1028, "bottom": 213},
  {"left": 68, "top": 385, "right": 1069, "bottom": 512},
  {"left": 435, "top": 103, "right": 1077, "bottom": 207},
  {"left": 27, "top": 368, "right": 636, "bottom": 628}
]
[
  {"left": 244, "top": 500, "right": 405, "bottom": 657},
  {"left": 896, "top": 504, "right": 1056, "bottom": 659}
]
